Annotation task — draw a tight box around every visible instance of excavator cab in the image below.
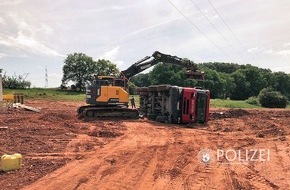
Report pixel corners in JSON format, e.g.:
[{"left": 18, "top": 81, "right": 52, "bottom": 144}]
[{"left": 85, "top": 76, "right": 129, "bottom": 106}]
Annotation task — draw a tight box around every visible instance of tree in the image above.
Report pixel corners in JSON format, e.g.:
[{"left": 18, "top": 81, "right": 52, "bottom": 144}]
[
  {"left": 131, "top": 73, "right": 151, "bottom": 87},
  {"left": 230, "top": 70, "right": 250, "bottom": 100},
  {"left": 202, "top": 68, "right": 223, "bottom": 98},
  {"left": 219, "top": 73, "right": 236, "bottom": 99},
  {"left": 270, "top": 72, "right": 290, "bottom": 99},
  {"left": 148, "top": 64, "right": 197, "bottom": 87},
  {"left": 243, "top": 66, "right": 268, "bottom": 97},
  {"left": 95, "top": 59, "right": 119, "bottom": 76},
  {"left": 61, "top": 53, "right": 119, "bottom": 91}
]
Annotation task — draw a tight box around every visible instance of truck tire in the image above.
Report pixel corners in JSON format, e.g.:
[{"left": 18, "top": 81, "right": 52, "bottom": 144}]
[
  {"left": 156, "top": 115, "right": 168, "bottom": 122},
  {"left": 148, "top": 85, "right": 158, "bottom": 92},
  {"left": 140, "top": 91, "right": 149, "bottom": 96},
  {"left": 157, "top": 84, "right": 171, "bottom": 92},
  {"left": 147, "top": 113, "right": 157, "bottom": 120},
  {"left": 139, "top": 87, "right": 148, "bottom": 92}
]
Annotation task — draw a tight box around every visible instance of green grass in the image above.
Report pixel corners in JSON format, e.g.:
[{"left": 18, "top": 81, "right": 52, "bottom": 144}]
[
  {"left": 3, "top": 88, "right": 289, "bottom": 109},
  {"left": 3, "top": 88, "right": 85, "bottom": 102},
  {"left": 210, "top": 99, "right": 261, "bottom": 108}
]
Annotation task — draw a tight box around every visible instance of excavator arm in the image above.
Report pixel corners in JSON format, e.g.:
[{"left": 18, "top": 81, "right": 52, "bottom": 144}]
[{"left": 120, "top": 51, "right": 204, "bottom": 81}]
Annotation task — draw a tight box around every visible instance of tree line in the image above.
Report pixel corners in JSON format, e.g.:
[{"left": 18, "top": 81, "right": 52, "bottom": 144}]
[
  {"left": 131, "top": 62, "right": 290, "bottom": 101},
  {"left": 2, "top": 53, "right": 289, "bottom": 105}
]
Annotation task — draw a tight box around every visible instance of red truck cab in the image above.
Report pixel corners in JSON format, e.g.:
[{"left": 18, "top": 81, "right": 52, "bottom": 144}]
[{"left": 181, "top": 88, "right": 210, "bottom": 124}]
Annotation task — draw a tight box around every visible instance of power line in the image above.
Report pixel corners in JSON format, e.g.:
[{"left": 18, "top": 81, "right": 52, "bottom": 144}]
[
  {"left": 166, "top": 0, "right": 235, "bottom": 62},
  {"left": 206, "top": 0, "right": 255, "bottom": 63},
  {"left": 189, "top": 0, "right": 250, "bottom": 64}
]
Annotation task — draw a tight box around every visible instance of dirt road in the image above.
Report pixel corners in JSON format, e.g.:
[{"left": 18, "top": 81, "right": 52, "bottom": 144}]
[{"left": 1, "top": 100, "right": 290, "bottom": 189}]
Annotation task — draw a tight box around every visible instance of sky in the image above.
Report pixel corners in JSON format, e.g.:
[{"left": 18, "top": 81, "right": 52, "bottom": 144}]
[{"left": 0, "top": 0, "right": 290, "bottom": 87}]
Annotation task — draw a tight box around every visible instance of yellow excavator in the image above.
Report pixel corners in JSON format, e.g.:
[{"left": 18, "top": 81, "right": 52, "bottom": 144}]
[{"left": 77, "top": 51, "right": 204, "bottom": 118}]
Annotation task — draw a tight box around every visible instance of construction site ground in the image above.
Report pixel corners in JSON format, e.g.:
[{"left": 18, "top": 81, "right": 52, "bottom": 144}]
[{"left": 0, "top": 100, "right": 290, "bottom": 190}]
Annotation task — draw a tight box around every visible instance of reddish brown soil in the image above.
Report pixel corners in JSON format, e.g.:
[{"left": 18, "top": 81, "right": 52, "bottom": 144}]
[{"left": 0, "top": 100, "right": 290, "bottom": 190}]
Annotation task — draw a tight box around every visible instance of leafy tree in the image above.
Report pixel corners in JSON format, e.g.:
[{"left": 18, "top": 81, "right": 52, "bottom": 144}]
[
  {"left": 61, "top": 53, "right": 119, "bottom": 91},
  {"left": 202, "top": 68, "right": 223, "bottom": 98},
  {"left": 62, "top": 53, "right": 96, "bottom": 91},
  {"left": 258, "top": 87, "right": 287, "bottom": 108},
  {"left": 198, "top": 62, "right": 244, "bottom": 74},
  {"left": 131, "top": 73, "right": 151, "bottom": 87},
  {"left": 148, "top": 64, "right": 198, "bottom": 87},
  {"left": 95, "top": 59, "right": 119, "bottom": 76},
  {"left": 243, "top": 67, "right": 268, "bottom": 97},
  {"left": 270, "top": 72, "right": 290, "bottom": 99},
  {"left": 230, "top": 70, "right": 250, "bottom": 100},
  {"left": 219, "top": 73, "right": 236, "bottom": 99}
]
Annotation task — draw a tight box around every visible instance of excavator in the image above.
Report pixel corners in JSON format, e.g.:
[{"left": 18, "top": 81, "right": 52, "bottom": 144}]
[{"left": 77, "top": 51, "right": 204, "bottom": 119}]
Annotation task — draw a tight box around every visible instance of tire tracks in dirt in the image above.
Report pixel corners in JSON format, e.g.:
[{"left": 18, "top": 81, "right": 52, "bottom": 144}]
[{"left": 21, "top": 109, "right": 290, "bottom": 190}]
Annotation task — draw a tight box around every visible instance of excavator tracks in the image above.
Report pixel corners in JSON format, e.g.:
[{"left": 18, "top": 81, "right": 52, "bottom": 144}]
[{"left": 78, "top": 106, "right": 139, "bottom": 119}]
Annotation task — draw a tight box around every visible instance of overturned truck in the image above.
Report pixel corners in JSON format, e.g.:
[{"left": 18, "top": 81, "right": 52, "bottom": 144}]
[{"left": 136, "top": 85, "right": 210, "bottom": 124}]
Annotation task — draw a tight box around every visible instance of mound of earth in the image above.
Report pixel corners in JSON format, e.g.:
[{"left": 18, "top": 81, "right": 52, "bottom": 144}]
[{"left": 210, "top": 108, "right": 250, "bottom": 119}]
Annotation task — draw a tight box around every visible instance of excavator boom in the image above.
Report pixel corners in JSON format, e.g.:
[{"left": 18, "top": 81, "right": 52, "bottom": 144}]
[{"left": 120, "top": 51, "right": 204, "bottom": 81}]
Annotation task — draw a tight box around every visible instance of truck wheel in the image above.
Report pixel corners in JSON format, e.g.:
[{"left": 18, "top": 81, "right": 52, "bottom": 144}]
[
  {"left": 140, "top": 91, "right": 149, "bottom": 96},
  {"left": 147, "top": 114, "right": 157, "bottom": 120},
  {"left": 148, "top": 85, "right": 158, "bottom": 92},
  {"left": 139, "top": 87, "right": 148, "bottom": 92},
  {"left": 157, "top": 84, "right": 171, "bottom": 92},
  {"left": 156, "top": 116, "right": 168, "bottom": 122}
]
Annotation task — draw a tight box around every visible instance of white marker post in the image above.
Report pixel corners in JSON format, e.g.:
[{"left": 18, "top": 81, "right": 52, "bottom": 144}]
[
  {"left": 0, "top": 74, "right": 4, "bottom": 111},
  {"left": 0, "top": 74, "right": 3, "bottom": 101}
]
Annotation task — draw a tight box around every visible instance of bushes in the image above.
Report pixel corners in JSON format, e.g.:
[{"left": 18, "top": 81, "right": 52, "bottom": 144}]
[
  {"left": 258, "top": 88, "right": 288, "bottom": 108},
  {"left": 246, "top": 96, "right": 260, "bottom": 106},
  {"left": 2, "top": 74, "right": 31, "bottom": 89}
]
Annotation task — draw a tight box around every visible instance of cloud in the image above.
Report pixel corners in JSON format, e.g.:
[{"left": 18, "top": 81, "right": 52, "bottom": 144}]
[
  {"left": 277, "top": 50, "right": 290, "bottom": 56},
  {"left": 98, "top": 46, "right": 124, "bottom": 67},
  {"left": 263, "top": 49, "right": 273, "bottom": 54},
  {"left": 0, "top": 32, "right": 64, "bottom": 57},
  {"left": 211, "top": 14, "right": 219, "bottom": 19},
  {"left": 101, "top": 46, "right": 120, "bottom": 60},
  {"left": 284, "top": 43, "right": 290, "bottom": 47},
  {"left": 0, "top": 0, "right": 23, "bottom": 6},
  {"left": 0, "top": 13, "right": 63, "bottom": 57},
  {"left": 126, "top": 16, "right": 180, "bottom": 37},
  {"left": 0, "top": 17, "right": 5, "bottom": 24},
  {"left": 0, "top": 53, "right": 6, "bottom": 59},
  {"left": 247, "top": 47, "right": 259, "bottom": 53}
]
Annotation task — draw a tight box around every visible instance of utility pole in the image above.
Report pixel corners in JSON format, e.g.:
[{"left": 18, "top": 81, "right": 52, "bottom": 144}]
[{"left": 45, "top": 66, "right": 48, "bottom": 88}]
